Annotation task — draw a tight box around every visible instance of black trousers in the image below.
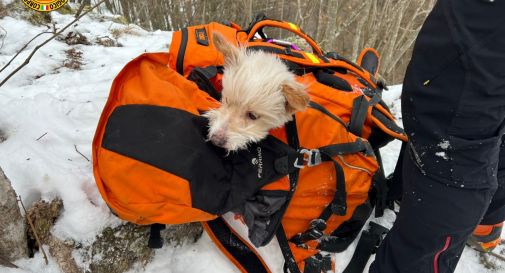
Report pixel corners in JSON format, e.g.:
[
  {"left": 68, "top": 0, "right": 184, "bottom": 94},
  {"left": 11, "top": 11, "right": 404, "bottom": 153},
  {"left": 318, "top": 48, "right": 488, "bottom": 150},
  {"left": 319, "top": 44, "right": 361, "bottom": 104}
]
[{"left": 371, "top": 0, "right": 505, "bottom": 272}]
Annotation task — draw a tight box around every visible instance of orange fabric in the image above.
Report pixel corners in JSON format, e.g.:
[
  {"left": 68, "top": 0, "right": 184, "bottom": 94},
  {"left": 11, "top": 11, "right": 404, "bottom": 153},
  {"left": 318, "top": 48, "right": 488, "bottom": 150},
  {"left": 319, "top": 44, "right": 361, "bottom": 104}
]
[
  {"left": 93, "top": 53, "right": 219, "bottom": 225},
  {"left": 168, "top": 22, "right": 239, "bottom": 77},
  {"left": 473, "top": 223, "right": 503, "bottom": 236},
  {"left": 479, "top": 238, "right": 501, "bottom": 250},
  {"left": 94, "top": 19, "right": 408, "bottom": 273},
  {"left": 98, "top": 149, "right": 216, "bottom": 224}
]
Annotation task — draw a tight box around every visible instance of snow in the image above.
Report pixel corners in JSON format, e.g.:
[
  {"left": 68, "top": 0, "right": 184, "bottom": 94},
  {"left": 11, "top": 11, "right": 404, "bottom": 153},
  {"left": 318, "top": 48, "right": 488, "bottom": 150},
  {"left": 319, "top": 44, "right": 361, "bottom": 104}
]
[
  {"left": 439, "top": 140, "right": 451, "bottom": 150},
  {"left": 0, "top": 7, "right": 503, "bottom": 273},
  {"left": 436, "top": 151, "right": 449, "bottom": 160}
]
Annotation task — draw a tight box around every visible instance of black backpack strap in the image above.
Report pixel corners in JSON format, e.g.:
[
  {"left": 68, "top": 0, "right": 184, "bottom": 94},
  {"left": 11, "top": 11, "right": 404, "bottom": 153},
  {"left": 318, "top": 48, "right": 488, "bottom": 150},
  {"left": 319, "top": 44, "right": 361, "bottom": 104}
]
[
  {"left": 148, "top": 223, "right": 166, "bottom": 249},
  {"left": 342, "top": 222, "right": 389, "bottom": 273},
  {"left": 372, "top": 148, "right": 389, "bottom": 218},
  {"left": 290, "top": 139, "right": 374, "bottom": 246},
  {"left": 386, "top": 142, "right": 406, "bottom": 207},
  {"left": 302, "top": 254, "right": 332, "bottom": 273},
  {"left": 277, "top": 226, "right": 302, "bottom": 273},
  {"left": 313, "top": 70, "right": 353, "bottom": 92},
  {"left": 204, "top": 217, "right": 270, "bottom": 273},
  {"left": 275, "top": 118, "right": 304, "bottom": 273},
  {"left": 187, "top": 66, "right": 222, "bottom": 100},
  {"left": 308, "top": 101, "right": 348, "bottom": 128},
  {"left": 290, "top": 101, "right": 376, "bottom": 247},
  {"left": 317, "top": 201, "right": 374, "bottom": 252}
]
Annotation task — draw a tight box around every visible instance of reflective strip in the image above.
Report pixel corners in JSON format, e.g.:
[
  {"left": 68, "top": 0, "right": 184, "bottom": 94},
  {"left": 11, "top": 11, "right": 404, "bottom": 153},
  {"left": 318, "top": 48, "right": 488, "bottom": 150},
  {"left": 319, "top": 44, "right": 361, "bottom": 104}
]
[
  {"left": 305, "top": 52, "right": 321, "bottom": 64},
  {"left": 288, "top": 22, "right": 299, "bottom": 31}
]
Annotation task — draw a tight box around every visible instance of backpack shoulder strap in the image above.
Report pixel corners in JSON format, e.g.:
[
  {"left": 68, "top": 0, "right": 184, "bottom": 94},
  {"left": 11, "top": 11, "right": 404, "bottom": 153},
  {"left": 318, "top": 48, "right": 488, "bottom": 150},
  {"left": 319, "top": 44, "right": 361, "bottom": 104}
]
[{"left": 203, "top": 217, "right": 272, "bottom": 273}]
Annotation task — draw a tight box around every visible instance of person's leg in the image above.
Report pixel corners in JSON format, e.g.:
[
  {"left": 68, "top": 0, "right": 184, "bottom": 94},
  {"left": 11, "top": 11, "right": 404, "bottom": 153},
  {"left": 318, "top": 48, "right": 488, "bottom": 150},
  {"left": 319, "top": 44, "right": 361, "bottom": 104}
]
[
  {"left": 480, "top": 140, "right": 505, "bottom": 226},
  {"left": 468, "top": 140, "right": 505, "bottom": 252},
  {"left": 370, "top": 153, "right": 496, "bottom": 273},
  {"left": 371, "top": 0, "right": 505, "bottom": 272}
]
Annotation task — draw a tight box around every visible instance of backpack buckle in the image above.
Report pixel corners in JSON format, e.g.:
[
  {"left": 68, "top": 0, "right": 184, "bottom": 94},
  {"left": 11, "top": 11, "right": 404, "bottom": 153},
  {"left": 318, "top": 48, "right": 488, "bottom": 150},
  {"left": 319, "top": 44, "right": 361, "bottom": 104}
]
[{"left": 294, "top": 149, "right": 322, "bottom": 168}]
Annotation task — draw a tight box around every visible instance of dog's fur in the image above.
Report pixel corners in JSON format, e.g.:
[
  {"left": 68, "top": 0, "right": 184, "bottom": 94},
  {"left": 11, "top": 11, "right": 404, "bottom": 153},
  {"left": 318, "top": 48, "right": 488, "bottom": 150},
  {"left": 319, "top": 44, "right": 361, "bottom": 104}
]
[{"left": 205, "top": 33, "right": 310, "bottom": 151}]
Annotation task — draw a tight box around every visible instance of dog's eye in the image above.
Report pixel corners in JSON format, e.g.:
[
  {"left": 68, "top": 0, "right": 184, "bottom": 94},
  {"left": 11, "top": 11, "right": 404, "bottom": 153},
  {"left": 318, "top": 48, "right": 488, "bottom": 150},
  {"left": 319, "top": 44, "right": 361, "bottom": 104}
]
[{"left": 246, "top": 111, "right": 259, "bottom": 120}]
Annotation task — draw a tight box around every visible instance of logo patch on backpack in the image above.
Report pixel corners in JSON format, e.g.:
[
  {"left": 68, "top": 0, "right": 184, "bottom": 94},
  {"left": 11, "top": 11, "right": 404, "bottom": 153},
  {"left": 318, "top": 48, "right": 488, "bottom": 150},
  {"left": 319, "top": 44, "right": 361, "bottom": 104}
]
[
  {"left": 251, "top": 147, "right": 263, "bottom": 178},
  {"left": 195, "top": 28, "right": 209, "bottom": 46}
]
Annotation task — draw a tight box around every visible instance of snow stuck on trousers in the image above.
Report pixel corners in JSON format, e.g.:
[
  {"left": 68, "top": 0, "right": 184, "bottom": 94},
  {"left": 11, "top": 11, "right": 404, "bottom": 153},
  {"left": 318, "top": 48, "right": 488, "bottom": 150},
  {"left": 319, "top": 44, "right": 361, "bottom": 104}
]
[{"left": 0, "top": 8, "right": 503, "bottom": 273}]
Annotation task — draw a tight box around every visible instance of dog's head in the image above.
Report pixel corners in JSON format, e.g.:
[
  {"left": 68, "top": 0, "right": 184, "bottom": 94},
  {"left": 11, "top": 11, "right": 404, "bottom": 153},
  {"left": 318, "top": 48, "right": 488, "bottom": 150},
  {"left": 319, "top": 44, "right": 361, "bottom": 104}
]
[{"left": 205, "top": 33, "right": 309, "bottom": 151}]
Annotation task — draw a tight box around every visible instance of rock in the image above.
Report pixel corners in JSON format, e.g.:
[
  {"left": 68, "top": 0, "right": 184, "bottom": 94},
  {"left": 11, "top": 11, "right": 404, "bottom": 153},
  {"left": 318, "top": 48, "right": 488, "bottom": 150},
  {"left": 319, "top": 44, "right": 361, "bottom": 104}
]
[
  {"left": 95, "top": 36, "right": 121, "bottom": 47},
  {"left": 26, "top": 198, "right": 203, "bottom": 273},
  {"left": 27, "top": 198, "right": 81, "bottom": 273},
  {"left": 0, "top": 167, "right": 28, "bottom": 261},
  {"left": 0, "top": 218, "right": 203, "bottom": 272},
  {"left": 27, "top": 199, "right": 63, "bottom": 245},
  {"left": 77, "top": 222, "right": 203, "bottom": 273},
  {"left": 58, "top": 31, "right": 91, "bottom": 46},
  {"left": 163, "top": 223, "right": 203, "bottom": 246}
]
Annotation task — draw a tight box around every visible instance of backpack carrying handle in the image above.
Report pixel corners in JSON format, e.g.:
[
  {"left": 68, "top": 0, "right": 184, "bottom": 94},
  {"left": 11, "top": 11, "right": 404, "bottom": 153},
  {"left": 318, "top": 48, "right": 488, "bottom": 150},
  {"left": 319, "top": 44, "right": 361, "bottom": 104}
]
[{"left": 246, "top": 19, "right": 323, "bottom": 55}]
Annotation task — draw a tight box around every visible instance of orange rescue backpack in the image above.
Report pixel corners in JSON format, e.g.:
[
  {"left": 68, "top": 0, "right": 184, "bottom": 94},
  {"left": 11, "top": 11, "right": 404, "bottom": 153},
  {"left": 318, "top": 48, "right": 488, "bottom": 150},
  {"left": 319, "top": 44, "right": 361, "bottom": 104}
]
[{"left": 93, "top": 14, "right": 407, "bottom": 273}]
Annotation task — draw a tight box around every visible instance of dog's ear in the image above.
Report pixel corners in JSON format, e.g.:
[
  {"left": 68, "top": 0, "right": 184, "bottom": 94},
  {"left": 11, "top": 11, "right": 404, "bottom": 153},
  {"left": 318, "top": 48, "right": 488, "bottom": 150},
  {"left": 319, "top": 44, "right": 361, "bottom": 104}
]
[
  {"left": 212, "top": 32, "right": 240, "bottom": 66},
  {"left": 282, "top": 80, "right": 309, "bottom": 115}
]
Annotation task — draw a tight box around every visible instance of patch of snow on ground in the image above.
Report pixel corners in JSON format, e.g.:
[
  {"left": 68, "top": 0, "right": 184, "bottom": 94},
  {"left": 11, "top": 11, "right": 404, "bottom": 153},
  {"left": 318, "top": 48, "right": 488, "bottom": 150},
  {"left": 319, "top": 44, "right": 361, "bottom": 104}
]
[{"left": 0, "top": 9, "right": 503, "bottom": 273}]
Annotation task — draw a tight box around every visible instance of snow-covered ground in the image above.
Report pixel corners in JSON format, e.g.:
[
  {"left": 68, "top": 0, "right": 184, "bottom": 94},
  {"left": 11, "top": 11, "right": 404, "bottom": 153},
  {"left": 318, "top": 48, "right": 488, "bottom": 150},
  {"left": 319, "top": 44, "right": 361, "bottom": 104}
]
[{"left": 0, "top": 6, "right": 503, "bottom": 273}]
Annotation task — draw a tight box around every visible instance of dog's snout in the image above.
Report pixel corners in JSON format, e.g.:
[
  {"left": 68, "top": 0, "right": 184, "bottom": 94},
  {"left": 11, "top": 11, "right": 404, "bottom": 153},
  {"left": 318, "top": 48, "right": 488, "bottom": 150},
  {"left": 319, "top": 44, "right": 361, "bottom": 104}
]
[{"left": 210, "top": 130, "right": 227, "bottom": 147}]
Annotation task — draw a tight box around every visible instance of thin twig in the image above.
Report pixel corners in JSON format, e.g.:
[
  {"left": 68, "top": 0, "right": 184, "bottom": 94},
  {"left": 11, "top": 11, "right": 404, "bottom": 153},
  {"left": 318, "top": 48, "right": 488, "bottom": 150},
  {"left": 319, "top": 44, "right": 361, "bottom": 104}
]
[
  {"left": 0, "top": 254, "right": 18, "bottom": 268},
  {"left": 36, "top": 132, "right": 48, "bottom": 141},
  {"left": 488, "top": 251, "right": 505, "bottom": 262},
  {"left": 0, "top": 31, "right": 52, "bottom": 74},
  {"left": 74, "top": 144, "right": 90, "bottom": 162},
  {"left": 17, "top": 196, "right": 49, "bottom": 265},
  {"left": 0, "top": 0, "right": 106, "bottom": 88},
  {"left": 74, "top": 2, "right": 86, "bottom": 18}
]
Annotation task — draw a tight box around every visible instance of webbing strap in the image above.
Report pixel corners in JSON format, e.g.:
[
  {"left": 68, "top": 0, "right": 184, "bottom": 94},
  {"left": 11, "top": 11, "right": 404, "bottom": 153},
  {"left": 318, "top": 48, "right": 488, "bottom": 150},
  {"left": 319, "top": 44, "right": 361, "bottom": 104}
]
[
  {"left": 205, "top": 218, "right": 270, "bottom": 273},
  {"left": 277, "top": 226, "right": 302, "bottom": 273},
  {"left": 372, "top": 149, "right": 388, "bottom": 218},
  {"left": 313, "top": 70, "right": 353, "bottom": 91},
  {"left": 277, "top": 118, "right": 303, "bottom": 273},
  {"left": 187, "top": 66, "right": 221, "bottom": 100},
  {"left": 317, "top": 202, "right": 374, "bottom": 253},
  {"left": 371, "top": 108, "right": 405, "bottom": 135},
  {"left": 147, "top": 223, "right": 165, "bottom": 249},
  {"left": 319, "top": 153, "right": 347, "bottom": 217},
  {"left": 342, "top": 222, "right": 389, "bottom": 273},
  {"left": 319, "top": 139, "right": 374, "bottom": 157},
  {"left": 248, "top": 45, "right": 305, "bottom": 59},
  {"left": 349, "top": 95, "right": 369, "bottom": 137},
  {"left": 303, "top": 254, "right": 332, "bottom": 273},
  {"left": 308, "top": 101, "right": 348, "bottom": 129},
  {"left": 290, "top": 138, "right": 375, "bottom": 245}
]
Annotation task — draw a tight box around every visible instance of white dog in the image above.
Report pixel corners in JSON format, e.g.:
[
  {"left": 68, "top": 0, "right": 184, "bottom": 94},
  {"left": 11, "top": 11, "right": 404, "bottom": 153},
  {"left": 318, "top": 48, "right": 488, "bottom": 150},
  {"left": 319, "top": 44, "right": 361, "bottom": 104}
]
[{"left": 205, "top": 33, "right": 310, "bottom": 151}]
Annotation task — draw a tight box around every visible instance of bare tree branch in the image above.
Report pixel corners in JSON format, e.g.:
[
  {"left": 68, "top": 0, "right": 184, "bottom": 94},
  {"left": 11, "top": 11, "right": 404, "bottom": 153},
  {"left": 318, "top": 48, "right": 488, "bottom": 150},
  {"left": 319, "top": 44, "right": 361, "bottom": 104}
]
[
  {"left": 0, "top": 31, "right": 52, "bottom": 74},
  {"left": 0, "top": 0, "right": 106, "bottom": 88}
]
